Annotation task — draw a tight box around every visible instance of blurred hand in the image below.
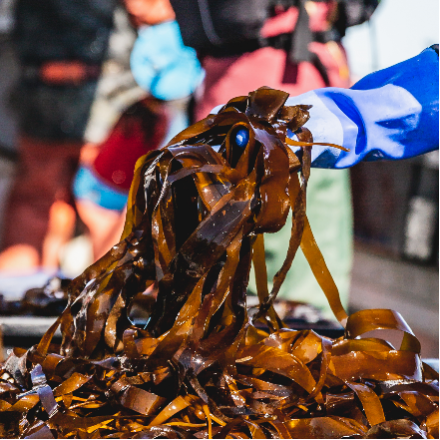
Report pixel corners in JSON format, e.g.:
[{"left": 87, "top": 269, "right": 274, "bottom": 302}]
[
  {"left": 40, "top": 61, "right": 88, "bottom": 84},
  {"left": 124, "top": 0, "right": 175, "bottom": 27}
]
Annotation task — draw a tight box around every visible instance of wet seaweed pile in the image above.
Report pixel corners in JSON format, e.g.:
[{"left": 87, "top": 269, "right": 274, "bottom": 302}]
[
  {"left": 0, "top": 88, "right": 438, "bottom": 439},
  {"left": 0, "top": 278, "right": 69, "bottom": 317}
]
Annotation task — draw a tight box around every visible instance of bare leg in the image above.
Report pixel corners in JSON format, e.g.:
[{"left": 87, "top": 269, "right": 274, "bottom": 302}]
[
  {"left": 41, "top": 200, "right": 77, "bottom": 270},
  {"left": 0, "top": 244, "right": 39, "bottom": 273},
  {"left": 0, "top": 136, "right": 81, "bottom": 273},
  {"left": 76, "top": 200, "right": 126, "bottom": 261}
]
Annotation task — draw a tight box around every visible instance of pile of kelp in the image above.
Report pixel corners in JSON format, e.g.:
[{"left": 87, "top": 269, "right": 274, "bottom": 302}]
[
  {"left": 0, "top": 277, "right": 69, "bottom": 317},
  {"left": 0, "top": 88, "right": 437, "bottom": 439}
]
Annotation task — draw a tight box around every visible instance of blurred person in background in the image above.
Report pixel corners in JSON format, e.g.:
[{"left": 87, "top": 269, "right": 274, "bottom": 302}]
[
  {"left": 0, "top": 0, "right": 117, "bottom": 276},
  {"left": 82, "top": 5, "right": 146, "bottom": 149},
  {"left": 74, "top": 99, "right": 169, "bottom": 260},
  {"left": 72, "top": 0, "right": 204, "bottom": 261},
  {"left": 0, "top": 0, "right": 19, "bottom": 249},
  {"left": 171, "top": 0, "right": 379, "bottom": 319},
  {"left": 0, "top": 0, "right": 18, "bottom": 155},
  {"left": 62, "top": 5, "right": 147, "bottom": 271}
]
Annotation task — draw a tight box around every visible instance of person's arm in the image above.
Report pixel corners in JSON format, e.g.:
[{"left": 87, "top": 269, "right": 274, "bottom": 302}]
[
  {"left": 130, "top": 21, "right": 204, "bottom": 101},
  {"left": 286, "top": 45, "right": 439, "bottom": 168}
]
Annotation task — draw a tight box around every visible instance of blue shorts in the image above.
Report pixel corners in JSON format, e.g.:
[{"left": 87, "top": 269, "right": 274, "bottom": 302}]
[{"left": 73, "top": 166, "right": 128, "bottom": 211}]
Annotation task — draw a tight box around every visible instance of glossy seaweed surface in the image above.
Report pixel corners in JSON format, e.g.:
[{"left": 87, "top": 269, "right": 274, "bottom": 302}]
[{"left": 0, "top": 88, "right": 437, "bottom": 439}]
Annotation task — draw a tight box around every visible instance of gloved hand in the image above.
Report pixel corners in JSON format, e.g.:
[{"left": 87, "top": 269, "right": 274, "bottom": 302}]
[
  {"left": 130, "top": 20, "right": 204, "bottom": 101},
  {"left": 284, "top": 45, "right": 438, "bottom": 168}
]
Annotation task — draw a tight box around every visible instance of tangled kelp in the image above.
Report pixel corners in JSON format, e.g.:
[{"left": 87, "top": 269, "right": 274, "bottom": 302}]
[
  {"left": 0, "top": 278, "right": 69, "bottom": 317},
  {"left": 0, "top": 88, "right": 438, "bottom": 439}
]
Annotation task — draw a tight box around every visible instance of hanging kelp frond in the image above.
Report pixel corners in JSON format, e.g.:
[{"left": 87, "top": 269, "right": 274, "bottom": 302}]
[{"left": 0, "top": 88, "right": 437, "bottom": 439}]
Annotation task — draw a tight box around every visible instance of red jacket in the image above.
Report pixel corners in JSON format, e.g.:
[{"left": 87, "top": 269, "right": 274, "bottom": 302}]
[{"left": 195, "top": 2, "right": 350, "bottom": 120}]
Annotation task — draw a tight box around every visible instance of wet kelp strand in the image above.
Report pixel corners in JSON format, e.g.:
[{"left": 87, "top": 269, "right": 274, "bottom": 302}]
[{"left": 0, "top": 88, "right": 437, "bottom": 439}]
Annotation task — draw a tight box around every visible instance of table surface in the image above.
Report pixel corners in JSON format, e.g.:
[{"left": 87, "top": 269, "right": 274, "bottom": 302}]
[
  {"left": 0, "top": 315, "right": 60, "bottom": 337},
  {"left": 0, "top": 272, "right": 57, "bottom": 301}
]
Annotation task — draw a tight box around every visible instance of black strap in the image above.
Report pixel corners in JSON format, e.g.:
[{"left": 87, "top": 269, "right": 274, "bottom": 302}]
[
  {"left": 289, "top": 0, "right": 313, "bottom": 63},
  {"left": 430, "top": 44, "right": 439, "bottom": 56},
  {"left": 287, "top": 0, "right": 330, "bottom": 85},
  {"left": 310, "top": 53, "right": 330, "bottom": 87}
]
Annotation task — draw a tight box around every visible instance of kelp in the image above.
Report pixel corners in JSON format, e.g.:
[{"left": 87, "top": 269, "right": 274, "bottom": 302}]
[
  {"left": 0, "top": 87, "right": 437, "bottom": 439},
  {"left": 0, "top": 277, "right": 69, "bottom": 317}
]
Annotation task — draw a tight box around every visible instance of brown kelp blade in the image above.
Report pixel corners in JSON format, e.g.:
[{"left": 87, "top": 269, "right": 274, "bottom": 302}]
[{"left": 0, "top": 87, "right": 436, "bottom": 439}]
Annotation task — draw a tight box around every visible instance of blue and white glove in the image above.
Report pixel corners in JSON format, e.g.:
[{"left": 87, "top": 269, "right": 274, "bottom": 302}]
[{"left": 286, "top": 45, "right": 439, "bottom": 168}]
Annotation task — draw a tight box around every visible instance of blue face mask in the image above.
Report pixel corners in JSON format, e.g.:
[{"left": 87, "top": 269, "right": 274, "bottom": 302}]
[{"left": 130, "top": 20, "right": 205, "bottom": 101}]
